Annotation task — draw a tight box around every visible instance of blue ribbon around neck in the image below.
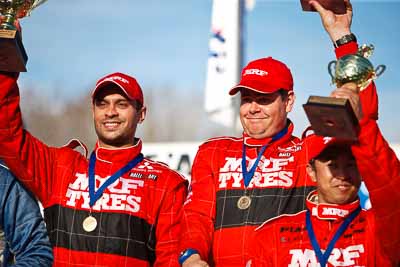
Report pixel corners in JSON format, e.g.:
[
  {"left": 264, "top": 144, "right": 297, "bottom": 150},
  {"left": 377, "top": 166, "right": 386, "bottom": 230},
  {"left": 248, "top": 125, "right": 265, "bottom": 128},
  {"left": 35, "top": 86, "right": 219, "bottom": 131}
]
[
  {"left": 306, "top": 206, "right": 361, "bottom": 267},
  {"left": 241, "top": 127, "right": 288, "bottom": 187},
  {"left": 88, "top": 152, "right": 144, "bottom": 207}
]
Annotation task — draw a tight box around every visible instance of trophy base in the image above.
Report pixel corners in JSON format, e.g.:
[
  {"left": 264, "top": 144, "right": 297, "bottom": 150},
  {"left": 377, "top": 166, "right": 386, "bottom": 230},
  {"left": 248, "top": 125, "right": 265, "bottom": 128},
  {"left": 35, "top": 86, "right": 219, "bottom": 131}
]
[
  {"left": 303, "top": 96, "right": 359, "bottom": 141},
  {"left": 0, "top": 29, "right": 28, "bottom": 72},
  {"left": 300, "top": 0, "right": 346, "bottom": 15}
]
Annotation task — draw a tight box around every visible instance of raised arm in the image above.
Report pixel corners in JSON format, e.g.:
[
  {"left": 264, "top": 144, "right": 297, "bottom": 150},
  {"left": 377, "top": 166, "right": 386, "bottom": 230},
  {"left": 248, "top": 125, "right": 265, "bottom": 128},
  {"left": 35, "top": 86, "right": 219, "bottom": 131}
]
[
  {"left": 0, "top": 72, "right": 59, "bottom": 206},
  {"left": 352, "top": 117, "right": 400, "bottom": 263},
  {"left": 311, "top": 0, "right": 379, "bottom": 120}
]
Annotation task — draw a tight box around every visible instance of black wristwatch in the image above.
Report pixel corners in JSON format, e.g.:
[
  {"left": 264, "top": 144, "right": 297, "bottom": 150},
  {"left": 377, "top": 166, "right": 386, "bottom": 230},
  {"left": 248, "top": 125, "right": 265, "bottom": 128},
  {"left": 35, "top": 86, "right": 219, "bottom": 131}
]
[{"left": 334, "top": 33, "right": 357, "bottom": 48}]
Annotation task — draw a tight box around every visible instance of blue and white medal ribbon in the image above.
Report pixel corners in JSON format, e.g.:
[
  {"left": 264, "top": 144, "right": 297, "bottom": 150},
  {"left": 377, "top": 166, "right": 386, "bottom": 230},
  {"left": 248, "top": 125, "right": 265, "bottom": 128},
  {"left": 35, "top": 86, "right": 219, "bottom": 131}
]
[
  {"left": 306, "top": 206, "right": 361, "bottom": 266},
  {"left": 82, "top": 151, "right": 144, "bottom": 232}
]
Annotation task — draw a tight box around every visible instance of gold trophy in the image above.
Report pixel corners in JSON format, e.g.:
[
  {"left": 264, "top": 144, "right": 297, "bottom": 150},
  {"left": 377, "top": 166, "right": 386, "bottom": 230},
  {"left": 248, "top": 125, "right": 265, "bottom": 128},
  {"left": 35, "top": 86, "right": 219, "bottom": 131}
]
[
  {"left": 0, "top": 0, "right": 47, "bottom": 72},
  {"left": 303, "top": 44, "right": 385, "bottom": 140}
]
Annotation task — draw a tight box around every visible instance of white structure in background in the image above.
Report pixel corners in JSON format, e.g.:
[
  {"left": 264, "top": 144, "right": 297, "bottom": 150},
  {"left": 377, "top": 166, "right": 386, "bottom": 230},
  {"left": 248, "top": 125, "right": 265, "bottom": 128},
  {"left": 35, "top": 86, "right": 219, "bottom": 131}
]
[
  {"left": 204, "top": 0, "right": 244, "bottom": 128},
  {"left": 142, "top": 142, "right": 200, "bottom": 181}
]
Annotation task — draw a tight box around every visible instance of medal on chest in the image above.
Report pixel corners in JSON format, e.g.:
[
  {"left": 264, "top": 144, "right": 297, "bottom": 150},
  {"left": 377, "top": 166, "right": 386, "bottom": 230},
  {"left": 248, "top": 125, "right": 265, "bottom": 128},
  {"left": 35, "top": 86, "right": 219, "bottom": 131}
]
[
  {"left": 82, "top": 152, "right": 144, "bottom": 232},
  {"left": 239, "top": 144, "right": 267, "bottom": 210},
  {"left": 82, "top": 215, "right": 98, "bottom": 232},
  {"left": 239, "top": 127, "right": 288, "bottom": 210},
  {"left": 237, "top": 195, "right": 252, "bottom": 210}
]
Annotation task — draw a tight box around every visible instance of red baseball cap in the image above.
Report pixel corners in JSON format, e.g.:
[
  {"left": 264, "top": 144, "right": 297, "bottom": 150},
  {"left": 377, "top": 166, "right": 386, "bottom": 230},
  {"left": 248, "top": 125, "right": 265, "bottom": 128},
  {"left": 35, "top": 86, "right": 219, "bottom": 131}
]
[
  {"left": 92, "top": 72, "right": 144, "bottom": 106},
  {"left": 229, "top": 57, "right": 294, "bottom": 95},
  {"left": 304, "top": 133, "right": 354, "bottom": 161}
]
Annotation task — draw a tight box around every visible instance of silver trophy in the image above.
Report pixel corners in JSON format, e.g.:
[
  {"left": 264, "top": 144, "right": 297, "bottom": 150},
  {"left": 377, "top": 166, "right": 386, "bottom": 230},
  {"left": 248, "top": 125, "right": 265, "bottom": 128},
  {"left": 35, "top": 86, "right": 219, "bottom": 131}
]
[{"left": 0, "top": 0, "right": 48, "bottom": 72}]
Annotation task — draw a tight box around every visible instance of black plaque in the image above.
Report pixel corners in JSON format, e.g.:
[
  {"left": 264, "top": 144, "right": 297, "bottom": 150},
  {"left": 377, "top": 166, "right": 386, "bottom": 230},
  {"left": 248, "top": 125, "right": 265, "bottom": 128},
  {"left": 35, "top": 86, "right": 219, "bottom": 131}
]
[
  {"left": 300, "top": 0, "right": 346, "bottom": 15},
  {"left": 303, "top": 96, "right": 359, "bottom": 141},
  {"left": 0, "top": 29, "right": 27, "bottom": 72}
]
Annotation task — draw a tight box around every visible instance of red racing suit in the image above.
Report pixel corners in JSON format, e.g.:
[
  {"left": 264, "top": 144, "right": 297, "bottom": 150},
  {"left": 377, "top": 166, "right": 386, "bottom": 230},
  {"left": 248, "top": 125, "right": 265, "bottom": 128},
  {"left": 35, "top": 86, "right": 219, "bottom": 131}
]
[
  {"left": 180, "top": 121, "right": 315, "bottom": 266},
  {"left": 0, "top": 72, "right": 187, "bottom": 267},
  {"left": 247, "top": 118, "right": 400, "bottom": 266},
  {"left": 179, "top": 42, "right": 381, "bottom": 267}
]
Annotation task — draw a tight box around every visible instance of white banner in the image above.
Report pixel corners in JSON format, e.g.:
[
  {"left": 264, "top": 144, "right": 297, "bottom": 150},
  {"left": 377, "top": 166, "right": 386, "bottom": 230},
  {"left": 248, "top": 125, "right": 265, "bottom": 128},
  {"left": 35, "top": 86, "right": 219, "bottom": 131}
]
[
  {"left": 142, "top": 142, "right": 200, "bottom": 181},
  {"left": 204, "top": 0, "right": 244, "bottom": 128}
]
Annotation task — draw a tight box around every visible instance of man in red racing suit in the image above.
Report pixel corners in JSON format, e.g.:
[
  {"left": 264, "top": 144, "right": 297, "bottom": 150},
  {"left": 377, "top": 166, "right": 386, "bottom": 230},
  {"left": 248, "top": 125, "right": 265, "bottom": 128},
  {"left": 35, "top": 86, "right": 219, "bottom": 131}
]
[
  {"left": 0, "top": 70, "right": 187, "bottom": 266},
  {"left": 247, "top": 93, "right": 400, "bottom": 266},
  {"left": 245, "top": 1, "right": 400, "bottom": 265}
]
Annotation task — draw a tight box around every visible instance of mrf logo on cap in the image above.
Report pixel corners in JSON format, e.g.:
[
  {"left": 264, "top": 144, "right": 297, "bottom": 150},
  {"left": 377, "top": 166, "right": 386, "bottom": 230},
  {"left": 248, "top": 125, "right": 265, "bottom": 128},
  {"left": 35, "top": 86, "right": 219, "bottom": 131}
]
[
  {"left": 92, "top": 72, "right": 144, "bottom": 106},
  {"left": 243, "top": 69, "right": 269, "bottom": 77},
  {"left": 229, "top": 57, "right": 294, "bottom": 95}
]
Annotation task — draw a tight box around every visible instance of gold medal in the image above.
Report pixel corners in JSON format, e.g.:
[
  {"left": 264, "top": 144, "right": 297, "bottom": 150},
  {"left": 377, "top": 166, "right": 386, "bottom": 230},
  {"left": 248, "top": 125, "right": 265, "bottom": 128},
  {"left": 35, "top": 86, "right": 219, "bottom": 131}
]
[
  {"left": 237, "top": 196, "right": 252, "bottom": 210},
  {"left": 82, "top": 215, "right": 97, "bottom": 232}
]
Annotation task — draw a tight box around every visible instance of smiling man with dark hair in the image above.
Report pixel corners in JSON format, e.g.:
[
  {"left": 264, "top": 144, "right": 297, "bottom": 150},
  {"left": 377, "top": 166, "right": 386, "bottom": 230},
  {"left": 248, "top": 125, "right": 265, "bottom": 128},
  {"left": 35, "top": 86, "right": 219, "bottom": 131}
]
[{"left": 0, "top": 63, "right": 187, "bottom": 267}]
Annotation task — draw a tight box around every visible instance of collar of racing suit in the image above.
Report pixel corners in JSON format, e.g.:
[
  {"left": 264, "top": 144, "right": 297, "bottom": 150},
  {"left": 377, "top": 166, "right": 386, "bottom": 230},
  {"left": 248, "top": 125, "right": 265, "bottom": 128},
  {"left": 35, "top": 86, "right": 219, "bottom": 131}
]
[
  {"left": 93, "top": 138, "right": 143, "bottom": 164},
  {"left": 306, "top": 190, "right": 361, "bottom": 221},
  {"left": 243, "top": 119, "right": 294, "bottom": 147}
]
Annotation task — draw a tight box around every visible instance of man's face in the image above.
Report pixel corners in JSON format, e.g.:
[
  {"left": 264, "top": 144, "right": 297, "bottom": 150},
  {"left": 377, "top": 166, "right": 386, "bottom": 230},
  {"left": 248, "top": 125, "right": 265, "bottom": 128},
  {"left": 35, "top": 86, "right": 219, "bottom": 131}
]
[
  {"left": 239, "top": 89, "right": 294, "bottom": 139},
  {"left": 92, "top": 86, "right": 146, "bottom": 148},
  {"left": 307, "top": 146, "right": 361, "bottom": 205}
]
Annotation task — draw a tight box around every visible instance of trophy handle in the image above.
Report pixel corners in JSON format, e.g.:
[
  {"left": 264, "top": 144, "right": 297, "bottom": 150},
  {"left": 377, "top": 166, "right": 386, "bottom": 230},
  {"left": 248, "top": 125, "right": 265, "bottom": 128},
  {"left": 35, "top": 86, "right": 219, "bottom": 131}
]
[
  {"left": 328, "top": 60, "right": 337, "bottom": 81},
  {"left": 0, "top": 8, "right": 17, "bottom": 30},
  {"left": 375, "top": 64, "right": 386, "bottom": 77}
]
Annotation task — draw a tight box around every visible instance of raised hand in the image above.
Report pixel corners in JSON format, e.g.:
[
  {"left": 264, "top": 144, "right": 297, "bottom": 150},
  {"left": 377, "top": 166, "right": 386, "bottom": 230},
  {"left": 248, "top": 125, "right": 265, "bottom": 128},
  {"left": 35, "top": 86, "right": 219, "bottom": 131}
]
[
  {"left": 330, "top": 82, "right": 363, "bottom": 121},
  {"left": 309, "top": 0, "right": 353, "bottom": 42}
]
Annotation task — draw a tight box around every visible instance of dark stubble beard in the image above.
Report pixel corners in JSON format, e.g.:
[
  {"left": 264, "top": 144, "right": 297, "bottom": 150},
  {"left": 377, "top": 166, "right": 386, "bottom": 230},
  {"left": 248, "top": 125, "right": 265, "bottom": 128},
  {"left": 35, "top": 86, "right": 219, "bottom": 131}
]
[{"left": 94, "top": 122, "right": 135, "bottom": 148}]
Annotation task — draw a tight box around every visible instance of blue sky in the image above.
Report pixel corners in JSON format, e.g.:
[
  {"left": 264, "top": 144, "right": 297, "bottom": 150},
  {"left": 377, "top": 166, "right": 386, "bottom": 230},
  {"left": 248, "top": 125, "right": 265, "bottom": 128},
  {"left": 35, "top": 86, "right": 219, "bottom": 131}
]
[{"left": 17, "top": 0, "right": 400, "bottom": 143}]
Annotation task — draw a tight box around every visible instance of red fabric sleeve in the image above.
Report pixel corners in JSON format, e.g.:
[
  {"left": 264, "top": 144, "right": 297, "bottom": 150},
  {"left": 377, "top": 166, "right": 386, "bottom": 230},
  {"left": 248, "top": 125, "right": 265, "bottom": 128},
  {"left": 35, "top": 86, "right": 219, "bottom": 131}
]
[
  {"left": 334, "top": 41, "right": 358, "bottom": 59},
  {"left": 179, "top": 144, "right": 216, "bottom": 261},
  {"left": 359, "top": 82, "right": 379, "bottom": 121},
  {"left": 351, "top": 119, "right": 400, "bottom": 263},
  {"left": 154, "top": 173, "right": 187, "bottom": 267},
  {"left": 0, "top": 73, "right": 56, "bottom": 206}
]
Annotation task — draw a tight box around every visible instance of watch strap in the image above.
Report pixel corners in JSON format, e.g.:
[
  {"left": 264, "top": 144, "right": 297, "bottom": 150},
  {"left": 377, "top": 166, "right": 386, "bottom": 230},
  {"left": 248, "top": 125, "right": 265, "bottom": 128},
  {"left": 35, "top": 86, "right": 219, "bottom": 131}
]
[{"left": 334, "top": 33, "right": 357, "bottom": 48}]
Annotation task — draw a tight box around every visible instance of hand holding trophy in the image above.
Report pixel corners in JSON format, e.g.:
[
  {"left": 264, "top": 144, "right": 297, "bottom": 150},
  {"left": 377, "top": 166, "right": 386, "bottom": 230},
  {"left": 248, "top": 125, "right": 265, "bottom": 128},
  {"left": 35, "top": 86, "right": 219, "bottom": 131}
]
[
  {"left": 0, "top": 0, "right": 47, "bottom": 72},
  {"left": 303, "top": 45, "right": 385, "bottom": 141}
]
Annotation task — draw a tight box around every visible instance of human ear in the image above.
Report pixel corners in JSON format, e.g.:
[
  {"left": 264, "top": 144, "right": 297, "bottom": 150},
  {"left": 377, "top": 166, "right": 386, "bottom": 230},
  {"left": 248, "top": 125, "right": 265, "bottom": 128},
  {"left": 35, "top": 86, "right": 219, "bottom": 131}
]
[{"left": 306, "top": 163, "right": 317, "bottom": 183}]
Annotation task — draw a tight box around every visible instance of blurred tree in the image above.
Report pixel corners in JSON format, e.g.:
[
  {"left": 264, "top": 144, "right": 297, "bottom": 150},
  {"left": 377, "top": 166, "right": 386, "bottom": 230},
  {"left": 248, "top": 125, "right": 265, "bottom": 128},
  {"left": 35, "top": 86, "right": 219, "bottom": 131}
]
[{"left": 20, "top": 84, "right": 233, "bottom": 151}]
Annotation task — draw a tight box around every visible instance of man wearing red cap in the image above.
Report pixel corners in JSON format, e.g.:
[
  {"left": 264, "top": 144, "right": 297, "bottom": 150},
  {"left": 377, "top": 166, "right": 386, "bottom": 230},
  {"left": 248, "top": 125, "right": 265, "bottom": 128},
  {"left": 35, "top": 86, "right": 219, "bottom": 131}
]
[
  {"left": 0, "top": 68, "right": 187, "bottom": 265},
  {"left": 178, "top": 1, "right": 381, "bottom": 266},
  {"left": 246, "top": 87, "right": 400, "bottom": 266}
]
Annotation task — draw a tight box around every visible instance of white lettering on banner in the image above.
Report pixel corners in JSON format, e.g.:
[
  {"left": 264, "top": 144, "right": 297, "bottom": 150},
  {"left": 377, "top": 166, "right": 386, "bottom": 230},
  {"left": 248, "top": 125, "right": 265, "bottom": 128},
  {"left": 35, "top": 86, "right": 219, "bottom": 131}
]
[
  {"left": 244, "top": 68, "right": 269, "bottom": 76},
  {"left": 322, "top": 207, "right": 349, "bottom": 217},
  {"left": 218, "top": 156, "right": 294, "bottom": 188},
  {"left": 65, "top": 173, "right": 144, "bottom": 212},
  {"left": 289, "top": 245, "right": 365, "bottom": 267}
]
